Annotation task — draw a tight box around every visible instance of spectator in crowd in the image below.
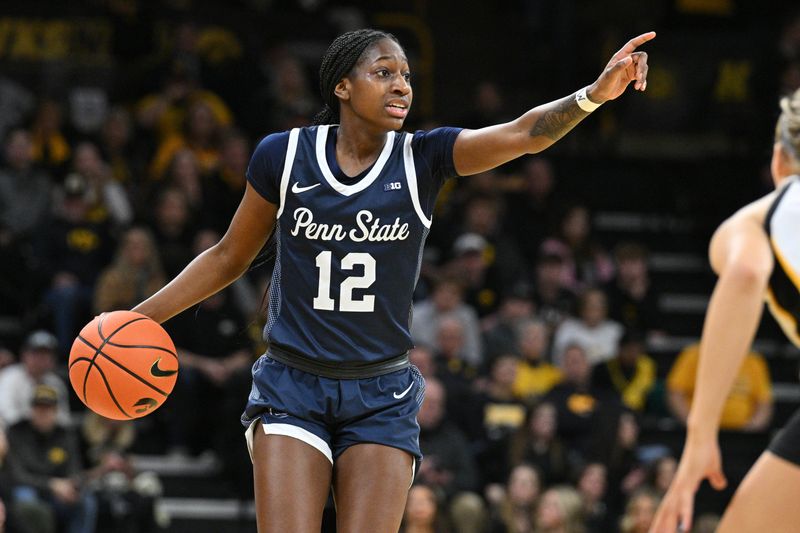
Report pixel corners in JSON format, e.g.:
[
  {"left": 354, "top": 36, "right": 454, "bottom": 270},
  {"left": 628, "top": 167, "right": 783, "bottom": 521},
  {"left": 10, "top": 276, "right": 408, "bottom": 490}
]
[
  {"left": 99, "top": 107, "right": 138, "bottom": 187},
  {"left": 512, "top": 320, "right": 563, "bottom": 403},
  {"left": 203, "top": 130, "right": 250, "bottom": 233},
  {"left": 486, "top": 463, "right": 542, "bottom": 533},
  {"left": 601, "top": 411, "right": 647, "bottom": 519},
  {"left": 646, "top": 455, "right": 677, "bottom": 498},
  {"left": 42, "top": 173, "right": 114, "bottom": 357},
  {"left": 80, "top": 412, "right": 166, "bottom": 532},
  {"left": 552, "top": 288, "right": 624, "bottom": 366},
  {"left": 508, "top": 402, "right": 569, "bottom": 486},
  {"left": 506, "top": 157, "right": 562, "bottom": 266},
  {"left": 576, "top": 463, "right": 608, "bottom": 533},
  {"left": 411, "top": 278, "right": 483, "bottom": 367},
  {"left": 454, "top": 196, "right": 526, "bottom": 304},
  {"left": 666, "top": 342, "right": 773, "bottom": 431},
  {"left": 472, "top": 355, "right": 527, "bottom": 484},
  {"left": 540, "top": 205, "right": 614, "bottom": 292},
  {"left": 29, "top": 99, "right": 71, "bottom": 178},
  {"left": 604, "top": 242, "right": 665, "bottom": 339},
  {"left": 93, "top": 226, "right": 166, "bottom": 313},
  {"left": 136, "top": 64, "right": 232, "bottom": 143},
  {"left": 417, "top": 378, "right": 485, "bottom": 533},
  {"left": 160, "top": 149, "right": 206, "bottom": 219},
  {"left": 0, "top": 128, "right": 52, "bottom": 243},
  {"left": 432, "top": 316, "right": 480, "bottom": 437},
  {"left": 71, "top": 141, "right": 133, "bottom": 228},
  {"left": 482, "top": 282, "right": 536, "bottom": 363},
  {"left": 399, "top": 483, "right": 451, "bottom": 533},
  {"left": 591, "top": 330, "right": 656, "bottom": 412},
  {"left": 0, "top": 331, "right": 70, "bottom": 428},
  {"left": 149, "top": 184, "right": 196, "bottom": 273},
  {"left": 460, "top": 81, "right": 510, "bottom": 129},
  {"left": 619, "top": 488, "right": 659, "bottom": 533},
  {"left": 544, "top": 345, "right": 622, "bottom": 462},
  {"left": 534, "top": 485, "right": 586, "bottom": 533},
  {"left": 6, "top": 385, "right": 97, "bottom": 533},
  {"left": 149, "top": 99, "right": 223, "bottom": 181},
  {"left": 530, "top": 253, "right": 576, "bottom": 332},
  {"left": 149, "top": 187, "right": 196, "bottom": 279},
  {"left": 444, "top": 231, "right": 501, "bottom": 317}
]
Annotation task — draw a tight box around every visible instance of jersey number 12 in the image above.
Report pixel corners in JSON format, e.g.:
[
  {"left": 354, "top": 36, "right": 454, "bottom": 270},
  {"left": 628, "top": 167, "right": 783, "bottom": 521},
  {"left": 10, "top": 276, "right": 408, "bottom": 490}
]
[{"left": 313, "top": 251, "right": 375, "bottom": 312}]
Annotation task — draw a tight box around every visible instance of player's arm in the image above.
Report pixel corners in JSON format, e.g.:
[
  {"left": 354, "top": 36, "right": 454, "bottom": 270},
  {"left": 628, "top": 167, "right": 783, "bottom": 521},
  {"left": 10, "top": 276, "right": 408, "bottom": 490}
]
[
  {"left": 651, "top": 211, "right": 773, "bottom": 533},
  {"left": 133, "top": 183, "right": 277, "bottom": 323},
  {"left": 452, "top": 32, "right": 655, "bottom": 176},
  {"left": 688, "top": 214, "right": 773, "bottom": 435}
]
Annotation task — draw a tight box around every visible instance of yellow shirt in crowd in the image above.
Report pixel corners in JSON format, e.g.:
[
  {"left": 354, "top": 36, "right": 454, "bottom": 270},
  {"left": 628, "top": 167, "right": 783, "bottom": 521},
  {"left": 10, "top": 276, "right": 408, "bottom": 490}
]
[{"left": 667, "top": 343, "right": 772, "bottom": 429}]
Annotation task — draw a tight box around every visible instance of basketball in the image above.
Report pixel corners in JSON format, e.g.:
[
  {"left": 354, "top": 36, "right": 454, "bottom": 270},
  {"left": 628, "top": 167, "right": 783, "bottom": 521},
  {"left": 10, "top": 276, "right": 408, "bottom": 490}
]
[{"left": 68, "top": 310, "right": 179, "bottom": 420}]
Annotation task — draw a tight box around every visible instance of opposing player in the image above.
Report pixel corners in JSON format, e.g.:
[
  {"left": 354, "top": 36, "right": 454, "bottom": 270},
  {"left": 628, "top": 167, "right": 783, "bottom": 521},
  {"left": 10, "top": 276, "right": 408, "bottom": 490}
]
[
  {"left": 652, "top": 88, "right": 800, "bottom": 533},
  {"left": 133, "top": 28, "right": 654, "bottom": 532}
]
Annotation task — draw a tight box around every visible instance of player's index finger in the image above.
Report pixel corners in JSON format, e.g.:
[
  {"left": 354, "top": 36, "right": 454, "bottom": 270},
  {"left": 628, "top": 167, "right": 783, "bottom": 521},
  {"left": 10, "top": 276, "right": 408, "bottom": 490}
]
[{"left": 622, "top": 31, "right": 656, "bottom": 52}]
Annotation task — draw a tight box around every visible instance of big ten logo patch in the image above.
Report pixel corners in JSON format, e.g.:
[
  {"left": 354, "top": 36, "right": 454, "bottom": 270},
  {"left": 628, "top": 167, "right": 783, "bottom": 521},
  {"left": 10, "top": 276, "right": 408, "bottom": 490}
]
[{"left": 384, "top": 181, "right": 402, "bottom": 191}]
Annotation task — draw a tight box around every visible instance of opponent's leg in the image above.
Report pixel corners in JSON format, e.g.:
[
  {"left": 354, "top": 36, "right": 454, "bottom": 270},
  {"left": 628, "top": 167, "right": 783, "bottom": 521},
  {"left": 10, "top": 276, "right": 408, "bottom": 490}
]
[
  {"left": 332, "top": 443, "right": 414, "bottom": 533},
  {"left": 252, "top": 429, "right": 333, "bottom": 533},
  {"left": 717, "top": 451, "right": 800, "bottom": 533}
]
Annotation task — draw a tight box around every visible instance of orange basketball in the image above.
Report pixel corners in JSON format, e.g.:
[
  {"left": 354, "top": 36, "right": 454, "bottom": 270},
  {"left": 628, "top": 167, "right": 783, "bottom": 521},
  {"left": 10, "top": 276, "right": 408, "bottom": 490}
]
[{"left": 69, "top": 310, "right": 179, "bottom": 420}]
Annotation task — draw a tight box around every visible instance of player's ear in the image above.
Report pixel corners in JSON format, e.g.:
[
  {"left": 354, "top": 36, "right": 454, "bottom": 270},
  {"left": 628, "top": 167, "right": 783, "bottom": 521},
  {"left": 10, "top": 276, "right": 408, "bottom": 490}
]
[{"left": 334, "top": 78, "right": 350, "bottom": 102}]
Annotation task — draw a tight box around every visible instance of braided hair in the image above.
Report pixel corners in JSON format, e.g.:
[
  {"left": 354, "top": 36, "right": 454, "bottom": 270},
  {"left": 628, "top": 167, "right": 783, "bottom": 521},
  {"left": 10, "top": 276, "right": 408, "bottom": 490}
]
[
  {"left": 314, "top": 29, "right": 400, "bottom": 125},
  {"left": 777, "top": 87, "right": 800, "bottom": 164}
]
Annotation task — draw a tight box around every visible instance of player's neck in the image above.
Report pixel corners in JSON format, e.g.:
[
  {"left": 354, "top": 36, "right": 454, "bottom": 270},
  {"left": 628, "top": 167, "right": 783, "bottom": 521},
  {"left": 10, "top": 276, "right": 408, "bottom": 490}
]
[{"left": 335, "top": 122, "right": 388, "bottom": 162}]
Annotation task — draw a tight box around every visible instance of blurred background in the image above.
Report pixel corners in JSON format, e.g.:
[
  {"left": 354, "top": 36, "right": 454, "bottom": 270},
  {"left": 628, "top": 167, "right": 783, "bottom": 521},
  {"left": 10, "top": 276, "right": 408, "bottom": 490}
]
[{"left": 0, "top": 0, "right": 799, "bottom": 532}]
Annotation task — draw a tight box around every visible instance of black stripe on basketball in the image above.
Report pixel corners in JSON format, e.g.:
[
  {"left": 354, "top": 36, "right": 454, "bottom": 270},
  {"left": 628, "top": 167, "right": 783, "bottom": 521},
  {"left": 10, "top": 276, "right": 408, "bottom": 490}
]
[
  {"left": 70, "top": 357, "right": 132, "bottom": 419},
  {"left": 81, "top": 315, "right": 150, "bottom": 404},
  {"left": 103, "top": 340, "right": 177, "bottom": 360},
  {"left": 76, "top": 335, "right": 170, "bottom": 397}
]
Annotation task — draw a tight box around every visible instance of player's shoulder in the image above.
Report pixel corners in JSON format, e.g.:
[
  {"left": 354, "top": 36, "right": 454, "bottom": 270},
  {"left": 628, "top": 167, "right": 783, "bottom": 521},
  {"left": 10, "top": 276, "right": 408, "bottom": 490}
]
[
  {"left": 252, "top": 130, "right": 294, "bottom": 157},
  {"left": 409, "top": 126, "right": 463, "bottom": 145}
]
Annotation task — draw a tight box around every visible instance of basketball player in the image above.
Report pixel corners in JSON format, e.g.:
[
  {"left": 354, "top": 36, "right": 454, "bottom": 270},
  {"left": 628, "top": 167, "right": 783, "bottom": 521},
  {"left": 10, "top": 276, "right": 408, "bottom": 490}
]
[
  {"left": 133, "top": 28, "right": 654, "bottom": 532},
  {"left": 651, "top": 88, "right": 800, "bottom": 533}
]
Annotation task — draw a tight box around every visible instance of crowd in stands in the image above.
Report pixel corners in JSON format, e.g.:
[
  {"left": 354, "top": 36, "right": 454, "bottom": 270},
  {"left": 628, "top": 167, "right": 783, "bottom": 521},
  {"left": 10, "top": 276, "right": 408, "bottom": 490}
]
[{"left": 2, "top": 3, "right": 800, "bottom": 533}]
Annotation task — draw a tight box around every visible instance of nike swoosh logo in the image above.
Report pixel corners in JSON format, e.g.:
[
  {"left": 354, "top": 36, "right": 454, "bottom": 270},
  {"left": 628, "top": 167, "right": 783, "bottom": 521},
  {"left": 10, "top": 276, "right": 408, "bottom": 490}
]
[
  {"left": 291, "top": 182, "right": 321, "bottom": 194},
  {"left": 150, "top": 358, "right": 178, "bottom": 378},
  {"left": 393, "top": 383, "right": 414, "bottom": 399}
]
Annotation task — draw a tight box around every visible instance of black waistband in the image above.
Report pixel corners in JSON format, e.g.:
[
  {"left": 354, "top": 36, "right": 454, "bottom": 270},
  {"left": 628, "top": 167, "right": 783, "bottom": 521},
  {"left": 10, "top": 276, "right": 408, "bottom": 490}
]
[{"left": 266, "top": 344, "right": 410, "bottom": 379}]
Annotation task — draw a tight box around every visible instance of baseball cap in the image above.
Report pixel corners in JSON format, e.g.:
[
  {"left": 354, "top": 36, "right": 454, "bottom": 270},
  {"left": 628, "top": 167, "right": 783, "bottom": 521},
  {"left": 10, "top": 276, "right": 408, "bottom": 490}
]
[
  {"left": 22, "top": 330, "right": 58, "bottom": 352},
  {"left": 453, "top": 233, "right": 488, "bottom": 256},
  {"left": 31, "top": 384, "right": 58, "bottom": 406}
]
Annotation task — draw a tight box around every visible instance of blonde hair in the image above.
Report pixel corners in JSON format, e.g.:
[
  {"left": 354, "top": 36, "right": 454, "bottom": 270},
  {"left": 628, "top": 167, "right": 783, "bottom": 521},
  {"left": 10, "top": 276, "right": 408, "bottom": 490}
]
[{"left": 776, "top": 87, "right": 800, "bottom": 165}]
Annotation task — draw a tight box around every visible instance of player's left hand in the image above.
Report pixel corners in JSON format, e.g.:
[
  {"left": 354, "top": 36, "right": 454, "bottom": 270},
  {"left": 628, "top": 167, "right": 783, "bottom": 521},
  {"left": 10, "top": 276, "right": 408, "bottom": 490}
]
[
  {"left": 650, "top": 434, "right": 727, "bottom": 533},
  {"left": 588, "top": 31, "right": 656, "bottom": 103}
]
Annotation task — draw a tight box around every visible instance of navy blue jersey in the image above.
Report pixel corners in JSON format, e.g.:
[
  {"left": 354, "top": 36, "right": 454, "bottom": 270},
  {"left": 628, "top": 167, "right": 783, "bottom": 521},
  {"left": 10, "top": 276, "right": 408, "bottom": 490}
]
[{"left": 247, "top": 125, "right": 461, "bottom": 363}]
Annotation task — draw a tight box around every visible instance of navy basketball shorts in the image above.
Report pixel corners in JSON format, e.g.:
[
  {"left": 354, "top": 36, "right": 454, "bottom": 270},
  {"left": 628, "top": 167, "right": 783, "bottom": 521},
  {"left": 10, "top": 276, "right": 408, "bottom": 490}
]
[
  {"left": 769, "top": 407, "right": 800, "bottom": 466},
  {"left": 241, "top": 355, "right": 425, "bottom": 467}
]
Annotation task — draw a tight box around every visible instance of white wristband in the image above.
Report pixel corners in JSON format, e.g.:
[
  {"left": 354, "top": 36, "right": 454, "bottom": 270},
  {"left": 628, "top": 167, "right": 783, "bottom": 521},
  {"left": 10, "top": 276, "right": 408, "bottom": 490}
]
[{"left": 576, "top": 87, "right": 601, "bottom": 112}]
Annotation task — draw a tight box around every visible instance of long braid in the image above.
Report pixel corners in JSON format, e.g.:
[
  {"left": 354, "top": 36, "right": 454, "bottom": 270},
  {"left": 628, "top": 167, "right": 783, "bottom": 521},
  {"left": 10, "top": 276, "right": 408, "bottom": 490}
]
[{"left": 313, "top": 29, "right": 400, "bottom": 125}]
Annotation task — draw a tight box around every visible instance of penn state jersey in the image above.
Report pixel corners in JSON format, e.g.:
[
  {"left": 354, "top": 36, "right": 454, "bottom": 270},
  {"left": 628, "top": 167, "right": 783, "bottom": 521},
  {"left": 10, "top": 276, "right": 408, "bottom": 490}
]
[
  {"left": 764, "top": 175, "right": 800, "bottom": 348},
  {"left": 247, "top": 125, "right": 461, "bottom": 363}
]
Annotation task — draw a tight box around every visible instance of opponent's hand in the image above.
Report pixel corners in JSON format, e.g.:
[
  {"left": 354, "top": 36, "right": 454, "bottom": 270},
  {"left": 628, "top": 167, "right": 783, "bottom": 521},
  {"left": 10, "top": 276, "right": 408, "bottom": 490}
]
[
  {"left": 588, "top": 31, "right": 656, "bottom": 103},
  {"left": 650, "top": 436, "right": 727, "bottom": 533}
]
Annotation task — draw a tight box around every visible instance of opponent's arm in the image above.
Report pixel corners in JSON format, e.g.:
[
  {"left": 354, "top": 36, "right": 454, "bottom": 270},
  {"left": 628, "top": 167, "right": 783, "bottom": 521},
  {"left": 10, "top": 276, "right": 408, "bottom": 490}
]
[
  {"left": 453, "top": 32, "right": 655, "bottom": 176},
  {"left": 133, "top": 183, "right": 277, "bottom": 323},
  {"left": 651, "top": 212, "right": 773, "bottom": 533},
  {"left": 686, "top": 216, "right": 773, "bottom": 436}
]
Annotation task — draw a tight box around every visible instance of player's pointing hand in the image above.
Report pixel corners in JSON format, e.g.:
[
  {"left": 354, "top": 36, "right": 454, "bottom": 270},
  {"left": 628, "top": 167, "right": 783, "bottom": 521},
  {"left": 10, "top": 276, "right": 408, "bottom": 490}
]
[{"left": 587, "top": 31, "right": 656, "bottom": 104}]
